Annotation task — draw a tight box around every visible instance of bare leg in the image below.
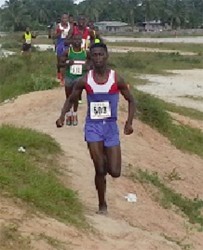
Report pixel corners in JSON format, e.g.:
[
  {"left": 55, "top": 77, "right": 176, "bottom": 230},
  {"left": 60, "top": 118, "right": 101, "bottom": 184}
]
[
  {"left": 105, "top": 145, "right": 121, "bottom": 178},
  {"left": 87, "top": 142, "right": 107, "bottom": 214}
]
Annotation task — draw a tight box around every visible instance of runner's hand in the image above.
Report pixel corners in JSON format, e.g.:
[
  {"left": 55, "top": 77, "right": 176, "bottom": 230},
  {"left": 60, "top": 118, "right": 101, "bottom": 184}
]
[
  {"left": 66, "top": 59, "right": 74, "bottom": 66},
  {"left": 56, "top": 117, "right": 64, "bottom": 128},
  {"left": 124, "top": 122, "right": 133, "bottom": 135}
]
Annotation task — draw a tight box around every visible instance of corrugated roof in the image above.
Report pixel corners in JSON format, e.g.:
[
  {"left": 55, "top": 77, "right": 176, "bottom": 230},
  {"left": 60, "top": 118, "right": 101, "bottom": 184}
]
[{"left": 95, "top": 21, "right": 129, "bottom": 27}]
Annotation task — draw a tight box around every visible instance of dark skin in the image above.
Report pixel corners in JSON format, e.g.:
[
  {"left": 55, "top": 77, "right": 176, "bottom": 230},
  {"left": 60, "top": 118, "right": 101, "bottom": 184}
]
[{"left": 56, "top": 47, "right": 135, "bottom": 214}]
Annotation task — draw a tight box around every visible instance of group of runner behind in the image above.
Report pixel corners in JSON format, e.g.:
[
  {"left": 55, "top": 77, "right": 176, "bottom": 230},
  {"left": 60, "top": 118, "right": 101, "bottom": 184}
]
[
  {"left": 54, "top": 13, "right": 102, "bottom": 126},
  {"left": 54, "top": 14, "right": 102, "bottom": 85}
]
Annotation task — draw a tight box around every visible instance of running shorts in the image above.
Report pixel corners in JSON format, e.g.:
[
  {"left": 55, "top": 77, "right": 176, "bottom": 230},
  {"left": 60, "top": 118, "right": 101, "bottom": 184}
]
[{"left": 84, "top": 120, "right": 120, "bottom": 147}]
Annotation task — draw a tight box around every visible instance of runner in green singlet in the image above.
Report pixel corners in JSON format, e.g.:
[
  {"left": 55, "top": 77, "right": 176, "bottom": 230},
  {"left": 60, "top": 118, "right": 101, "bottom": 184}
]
[{"left": 60, "top": 34, "right": 90, "bottom": 126}]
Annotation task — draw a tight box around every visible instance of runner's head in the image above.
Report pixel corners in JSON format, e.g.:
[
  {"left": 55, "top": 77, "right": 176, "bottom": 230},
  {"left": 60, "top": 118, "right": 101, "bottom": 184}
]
[
  {"left": 25, "top": 27, "right": 30, "bottom": 33},
  {"left": 72, "top": 34, "right": 82, "bottom": 49},
  {"left": 77, "top": 15, "right": 86, "bottom": 28},
  {"left": 88, "top": 20, "right": 95, "bottom": 30},
  {"left": 90, "top": 43, "right": 108, "bottom": 68},
  {"left": 69, "top": 14, "right": 74, "bottom": 24},
  {"left": 61, "top": 14, "right": 69, "bottom": 25}
]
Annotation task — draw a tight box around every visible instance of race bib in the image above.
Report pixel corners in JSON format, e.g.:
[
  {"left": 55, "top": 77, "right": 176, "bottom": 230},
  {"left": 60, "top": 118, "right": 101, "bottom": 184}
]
[
  {"left": 70, "top": 65, "right": 82, "bottom": 75},
  {"left": 90, "top": 101, "right": 111, "bottom": 119}
]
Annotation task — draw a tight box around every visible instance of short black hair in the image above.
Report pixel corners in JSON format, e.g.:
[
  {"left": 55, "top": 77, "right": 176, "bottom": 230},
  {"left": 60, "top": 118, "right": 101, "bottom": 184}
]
[{"left": 90, "top": 43, "right": 108, "bottom": 53}]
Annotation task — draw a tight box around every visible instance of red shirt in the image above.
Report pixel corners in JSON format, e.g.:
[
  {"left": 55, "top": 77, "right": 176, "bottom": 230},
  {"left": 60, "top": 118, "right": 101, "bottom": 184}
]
[{"left": 73, "top": 26, "right": 90, "bottom": 39}]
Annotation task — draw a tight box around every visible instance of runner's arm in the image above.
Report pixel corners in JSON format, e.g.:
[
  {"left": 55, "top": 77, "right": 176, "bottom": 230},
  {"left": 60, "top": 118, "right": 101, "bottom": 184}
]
[
  {"left": 54, "top": 25, "right": 62, "bottom": 39},
  {"left": 117, "top": 74, "right": 136, "bottom": 134},
  {"left": 59, "top": 49, "right": 69, "bottom": 67}
]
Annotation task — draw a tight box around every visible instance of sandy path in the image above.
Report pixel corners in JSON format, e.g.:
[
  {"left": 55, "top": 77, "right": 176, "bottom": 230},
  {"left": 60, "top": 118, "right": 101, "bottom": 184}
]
[{"left": 0, "top": 88, "right": 203, "bottom": 249}]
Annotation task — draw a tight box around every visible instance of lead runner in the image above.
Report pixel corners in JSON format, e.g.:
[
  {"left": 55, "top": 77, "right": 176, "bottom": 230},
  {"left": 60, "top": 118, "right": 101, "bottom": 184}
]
[{"left": 56, "top": 43, "right": 136, "bottom": 214}]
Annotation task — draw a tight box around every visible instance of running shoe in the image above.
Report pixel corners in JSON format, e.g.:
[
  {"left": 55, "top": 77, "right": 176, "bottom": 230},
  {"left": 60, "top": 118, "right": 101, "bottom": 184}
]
[
  {"left": 66, "top": 115, "right": 72, "bottom": 126},
  {"left": 72, "top": 115, "right": 78, "bottom": 126}
]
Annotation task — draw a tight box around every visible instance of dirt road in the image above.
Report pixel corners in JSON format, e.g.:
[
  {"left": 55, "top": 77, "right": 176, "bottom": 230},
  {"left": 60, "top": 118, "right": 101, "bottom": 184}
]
[{"left": 0, "top": 88, "right": 203, "bottom": 250}]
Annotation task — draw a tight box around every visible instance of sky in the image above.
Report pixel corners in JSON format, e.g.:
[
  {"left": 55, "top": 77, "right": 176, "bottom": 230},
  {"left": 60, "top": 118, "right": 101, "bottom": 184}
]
[
  {"left": 0, "top": 0, "right": 5, "bottom": 7},
  {"left": 0, "top": 0, "right": 84, "bottom": 7}
]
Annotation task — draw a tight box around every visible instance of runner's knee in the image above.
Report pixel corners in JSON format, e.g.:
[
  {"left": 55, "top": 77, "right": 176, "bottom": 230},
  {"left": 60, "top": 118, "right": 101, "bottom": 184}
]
[
  {"left": 110, "top": 170, "right": 121, "bottom": 178},
  {"left": 109, "top": 166, "right": 121, "bottom": 178}
]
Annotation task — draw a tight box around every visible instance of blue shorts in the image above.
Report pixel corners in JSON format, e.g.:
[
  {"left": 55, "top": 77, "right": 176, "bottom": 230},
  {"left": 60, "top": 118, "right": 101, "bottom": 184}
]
[
  {"left": 56, "top": 42, "right": 67, "bottom": 56},
  {"left": 84, "top": 121, "right": 120, "bottom": 147}
]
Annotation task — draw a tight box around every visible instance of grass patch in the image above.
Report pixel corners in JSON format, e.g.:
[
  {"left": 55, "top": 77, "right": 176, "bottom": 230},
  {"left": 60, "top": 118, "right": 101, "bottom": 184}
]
[
  {"left": 109, "top": 52, "right": 203, "bottom": 75},
  {"left": 128, "top": 168, "right": 203, "bottom": 228},
  {"left": 135, "top": 91, "right": 203, "bottom": 157},
  {"left": 0, "top": 51, "right": 58, "bottom": 102},
  {"left": 110, "top": 52, "right": 203, "bottom": 158},
  {"left": 0, "top": 124, "right": 86, "bottom": 228}
]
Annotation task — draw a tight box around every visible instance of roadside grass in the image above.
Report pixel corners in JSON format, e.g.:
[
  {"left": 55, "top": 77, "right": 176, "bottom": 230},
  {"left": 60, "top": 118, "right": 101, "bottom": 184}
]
[
  {"left": 107, "top": 41, "right": 203, "bottom": 54},
  {"left": 0, "top": 51, "right": 58, "bottom": 102},
  {"left": 0, "top": 124, "right": 86, "bottom": 228},
  {"left": 109, "top": 52, "right": 203, "bottom": 75},
  {"left": 135, "top": 91, "right": 203, "bottom": 157},
  {"left": 110, "top": 53, "right": 203, "bottom": 158},
  {"left": 127, "top": 167, "right": 203, "bottom": 228}
]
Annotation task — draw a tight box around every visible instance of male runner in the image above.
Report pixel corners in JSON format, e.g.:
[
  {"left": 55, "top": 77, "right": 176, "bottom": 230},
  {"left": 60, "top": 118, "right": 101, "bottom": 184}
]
[
  {"left": 73, "top": 15, "right": 90, "bottom": 51},
  {"left": 60, "top": 34, "right": 89, "bottom": 125},
  {"left": 56, "top": 43, "right": 135, "bottom": 214},
  {"left": 88, "top": 21, "right": 103, "bottom": 46},
  {"left": 55, "top": 14, "right": 72, "bottom": 83}
]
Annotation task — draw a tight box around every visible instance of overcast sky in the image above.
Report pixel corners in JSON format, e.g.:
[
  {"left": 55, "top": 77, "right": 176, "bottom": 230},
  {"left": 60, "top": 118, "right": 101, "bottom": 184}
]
[
  {"left": 0, "top": 0, "right": 84, "bottom": 6},
  {"left": 0, "top": 0, "right": 5, "bottom": 7}
]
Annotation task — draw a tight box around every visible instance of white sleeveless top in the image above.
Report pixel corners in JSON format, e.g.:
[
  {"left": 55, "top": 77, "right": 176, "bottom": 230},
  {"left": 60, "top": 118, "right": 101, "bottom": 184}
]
[{"left": 59, "top": 23, "right": 70, "bottom": 38}]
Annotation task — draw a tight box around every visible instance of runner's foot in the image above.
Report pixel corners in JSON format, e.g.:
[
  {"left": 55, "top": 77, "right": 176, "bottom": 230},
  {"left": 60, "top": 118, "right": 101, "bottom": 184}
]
[
  {"left": 66, "top": 115, "right": 72, "bottom": 126},
  {"left": 60, "top": 78, "right": 65, "bottom": 86},
  {"left": 78, "top": 100, "right": 82, "bottom": 104},
  {"left": 57, "top": 72, "right": 61, "bottom": 80},
  {"left": 72, "top": 115, "right": 78, "bottom": 126},
  {"left": 96, "top": 203, "right": 108, "bottom": 215}
]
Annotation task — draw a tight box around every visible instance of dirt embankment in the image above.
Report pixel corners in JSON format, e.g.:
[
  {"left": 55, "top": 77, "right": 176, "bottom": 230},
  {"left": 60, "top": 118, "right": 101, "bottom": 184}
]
[{"left": 0, "top": 88, "right": 203, "bottom": 250}]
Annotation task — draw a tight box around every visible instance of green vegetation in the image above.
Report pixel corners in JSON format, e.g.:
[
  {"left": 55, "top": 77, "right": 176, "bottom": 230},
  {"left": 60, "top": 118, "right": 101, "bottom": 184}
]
[
  {"left": 1, "top": 0, "right": 203, "bottom": 31},
  {"left": 0, "top": 52, "right": 58, "bottom": 102},
  {"left": 110, "top": 52, "right": 203, "bottom": 158},
  {"left": 136, "top": 91, "right": 203, "bottom": 157},
  {"left": 0, "top": 125, "right": 86, "bottom": 227},
  {"left": 128, "top": 167, "right": 203, "bottom": 228},
  {"left": 110, "top": 52, "right": 203, "bottom": 75}
]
